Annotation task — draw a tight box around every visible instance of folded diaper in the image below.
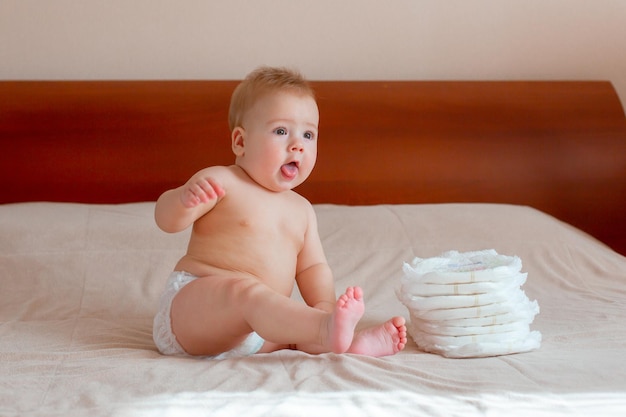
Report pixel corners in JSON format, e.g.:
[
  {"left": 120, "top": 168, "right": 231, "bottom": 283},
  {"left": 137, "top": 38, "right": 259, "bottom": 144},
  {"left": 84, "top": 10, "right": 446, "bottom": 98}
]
[
  {"left": 401, "top": 273, "right": 527, "bottom": 296},
  {"left": 397, "top": 249, "right": 541, "bottom": 358},
  {"left": 404, "top": 249, "right": 523, "bottom": 284},
  {"left": 401, "top": 285, "right": 526, "bottom": 310},
  {"left": 411, "top": 317, "right": 531, "bottom": 336},
  {"left": 413, "top": 330, "right": 542, "bottom": 359}
]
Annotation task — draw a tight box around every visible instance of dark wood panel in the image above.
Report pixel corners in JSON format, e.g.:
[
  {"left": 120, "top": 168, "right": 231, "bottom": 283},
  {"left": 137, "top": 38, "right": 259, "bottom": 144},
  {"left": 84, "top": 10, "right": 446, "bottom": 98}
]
[{"left": 1, "top": 80, "right": 625, "bottom": 254}]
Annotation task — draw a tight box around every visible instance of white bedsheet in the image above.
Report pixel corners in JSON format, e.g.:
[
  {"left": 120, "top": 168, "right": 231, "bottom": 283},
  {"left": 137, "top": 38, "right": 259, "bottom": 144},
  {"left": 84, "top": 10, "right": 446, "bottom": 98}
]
[{"left": 1, "top": 202, "right": 626, "bottom": 416}]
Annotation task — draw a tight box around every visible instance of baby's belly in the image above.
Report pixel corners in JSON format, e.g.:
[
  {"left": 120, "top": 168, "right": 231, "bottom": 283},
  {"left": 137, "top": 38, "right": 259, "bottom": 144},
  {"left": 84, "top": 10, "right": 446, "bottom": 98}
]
[{"left": 174, "top": 250, "right": 297, "bottom": 296}]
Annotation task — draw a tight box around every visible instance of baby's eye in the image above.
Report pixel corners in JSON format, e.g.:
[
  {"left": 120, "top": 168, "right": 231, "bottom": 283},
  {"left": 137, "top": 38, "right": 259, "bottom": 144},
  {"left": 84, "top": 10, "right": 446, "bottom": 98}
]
[
  {"left": 274, "top": 127, "right": 287, "bottom": 135},
  {"left": 304, "top": 131, "right": 315, "bottom": 140}
]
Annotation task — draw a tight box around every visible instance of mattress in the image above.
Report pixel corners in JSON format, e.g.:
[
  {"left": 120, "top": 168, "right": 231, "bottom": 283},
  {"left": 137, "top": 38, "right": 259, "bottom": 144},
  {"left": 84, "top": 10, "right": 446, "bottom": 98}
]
[{"left": 1, "top": 202, "right": 626, "bottom": 416}]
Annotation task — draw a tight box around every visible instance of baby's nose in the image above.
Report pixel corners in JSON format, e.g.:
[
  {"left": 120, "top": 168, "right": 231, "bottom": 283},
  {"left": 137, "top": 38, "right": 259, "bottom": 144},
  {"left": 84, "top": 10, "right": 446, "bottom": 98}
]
[{"left": 290, "top": 138, "right": 304, "bottom": 152}]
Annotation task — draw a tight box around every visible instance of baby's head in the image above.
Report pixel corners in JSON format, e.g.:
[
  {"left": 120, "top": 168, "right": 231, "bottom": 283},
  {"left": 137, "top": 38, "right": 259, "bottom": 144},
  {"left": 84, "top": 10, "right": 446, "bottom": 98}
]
[
  {"left": 229, "top": 66, "right": 319, "bottom": 192},
  {"left": 228, "top": 66, "right": 316, "bottom": 132}
]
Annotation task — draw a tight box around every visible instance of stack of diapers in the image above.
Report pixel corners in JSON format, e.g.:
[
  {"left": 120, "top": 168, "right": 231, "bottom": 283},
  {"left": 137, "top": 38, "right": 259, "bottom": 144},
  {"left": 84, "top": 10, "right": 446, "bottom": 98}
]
[{"left": 397, "top": 249, "right": 541, "bottom": 358}]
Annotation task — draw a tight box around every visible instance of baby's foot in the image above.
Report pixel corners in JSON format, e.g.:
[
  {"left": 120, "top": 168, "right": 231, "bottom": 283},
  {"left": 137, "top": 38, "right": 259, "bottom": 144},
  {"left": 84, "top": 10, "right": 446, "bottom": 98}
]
[
  {"left": 348, "top": 316, "right": 407, "bottom": 357},
  {"left": 328, "top": 286, "right": 365, "bottom": 353}
]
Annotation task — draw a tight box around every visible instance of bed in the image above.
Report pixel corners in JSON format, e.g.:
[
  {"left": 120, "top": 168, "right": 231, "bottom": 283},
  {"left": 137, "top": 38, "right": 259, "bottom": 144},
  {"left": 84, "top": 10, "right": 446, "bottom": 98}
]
[{"left": 1, "top": 80, "right": 626, "bottom": 416}]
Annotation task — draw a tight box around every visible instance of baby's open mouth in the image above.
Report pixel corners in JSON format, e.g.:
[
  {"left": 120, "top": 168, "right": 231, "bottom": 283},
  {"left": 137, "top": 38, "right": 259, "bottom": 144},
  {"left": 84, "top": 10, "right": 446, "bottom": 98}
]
[{"left": 281, "top": 161, "right": 299, "bottom": 179}]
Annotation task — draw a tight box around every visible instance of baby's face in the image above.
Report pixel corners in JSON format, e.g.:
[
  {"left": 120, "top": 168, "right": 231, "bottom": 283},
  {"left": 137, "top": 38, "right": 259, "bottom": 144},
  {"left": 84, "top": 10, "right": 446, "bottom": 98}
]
[{"left": 234, "top": 91, "right": 319, "bottom": 192}]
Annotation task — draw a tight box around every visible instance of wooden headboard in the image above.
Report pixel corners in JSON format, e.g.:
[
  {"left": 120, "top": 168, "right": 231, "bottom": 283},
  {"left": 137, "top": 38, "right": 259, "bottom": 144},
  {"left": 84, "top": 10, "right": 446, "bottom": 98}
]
[{"left": 1, "top": 80, "right": 625, "bottom": 254}]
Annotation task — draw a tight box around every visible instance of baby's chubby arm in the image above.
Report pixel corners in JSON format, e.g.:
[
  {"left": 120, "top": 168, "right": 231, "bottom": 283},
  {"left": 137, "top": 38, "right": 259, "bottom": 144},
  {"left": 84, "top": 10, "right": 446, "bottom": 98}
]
[
  {"left": 295, "top": 204, "right": 337, "bottom": 313},
  {"left": 297, "top": 263, "right": 336, "bottom": 313},
  {"left": 154, "top": 167, "right": 226, "bottom": 233}
]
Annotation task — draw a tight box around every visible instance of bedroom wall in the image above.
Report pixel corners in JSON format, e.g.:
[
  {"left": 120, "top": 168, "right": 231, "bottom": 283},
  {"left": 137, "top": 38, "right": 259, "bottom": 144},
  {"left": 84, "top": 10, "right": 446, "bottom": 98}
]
[{"left": 1, "top": 0, "right": 625, "bottom": 109}]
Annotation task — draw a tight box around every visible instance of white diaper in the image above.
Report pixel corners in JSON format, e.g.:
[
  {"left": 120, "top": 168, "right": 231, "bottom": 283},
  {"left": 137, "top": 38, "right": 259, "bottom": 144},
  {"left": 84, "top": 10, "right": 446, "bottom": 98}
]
[{"left": 153, "top": 271, "right": 265, "bottom": 359}]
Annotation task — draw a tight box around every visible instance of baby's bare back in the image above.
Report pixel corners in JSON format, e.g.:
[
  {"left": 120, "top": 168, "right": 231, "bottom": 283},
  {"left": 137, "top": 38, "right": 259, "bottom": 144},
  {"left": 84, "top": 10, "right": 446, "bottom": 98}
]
[{"left": 175, "top": 169, "right": 310, "bottom": 296}]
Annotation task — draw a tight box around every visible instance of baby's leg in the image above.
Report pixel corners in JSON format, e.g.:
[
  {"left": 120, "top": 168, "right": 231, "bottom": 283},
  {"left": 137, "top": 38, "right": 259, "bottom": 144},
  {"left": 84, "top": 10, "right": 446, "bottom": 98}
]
[
  {"left": 253, "top": 286, "right": 365, "bottom": 354},
  {"left": 347, "top": 316, "right": 407, "bottom": 357},
  {"left": 171, "top": 275, "right": 363, "bottom": 355}
]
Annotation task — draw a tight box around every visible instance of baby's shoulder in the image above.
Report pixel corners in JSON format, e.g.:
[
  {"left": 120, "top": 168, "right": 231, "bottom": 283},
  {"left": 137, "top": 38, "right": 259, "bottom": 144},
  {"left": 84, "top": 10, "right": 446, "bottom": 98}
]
[
  {"left": 196, "top": 164, "right": 236, "bottom": 176},
  {"left": 193, "top": 165, "right": 240, "bottom": 184},
  {"left": 283, "top": 190, "right": 315, "bottom": 214}
]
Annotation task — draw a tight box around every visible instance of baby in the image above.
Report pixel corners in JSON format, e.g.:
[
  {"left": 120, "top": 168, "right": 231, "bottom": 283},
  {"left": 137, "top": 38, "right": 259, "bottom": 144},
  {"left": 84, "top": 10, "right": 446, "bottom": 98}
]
[{"left": 153, "top": 66, "right": 407, "bottom": 359}]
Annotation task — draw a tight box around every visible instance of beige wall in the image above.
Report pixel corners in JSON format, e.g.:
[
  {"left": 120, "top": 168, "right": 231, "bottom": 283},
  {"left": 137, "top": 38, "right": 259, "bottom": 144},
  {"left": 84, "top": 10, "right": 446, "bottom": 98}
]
[{"left": 1, "top": 0, "right": 625, "bottom": 109}]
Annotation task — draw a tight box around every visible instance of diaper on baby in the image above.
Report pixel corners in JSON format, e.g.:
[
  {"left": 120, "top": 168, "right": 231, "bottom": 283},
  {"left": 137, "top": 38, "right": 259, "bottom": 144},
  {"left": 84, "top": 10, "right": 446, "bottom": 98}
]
[{"left": 397, "top": 249, "right": 541, "bottom": 358}]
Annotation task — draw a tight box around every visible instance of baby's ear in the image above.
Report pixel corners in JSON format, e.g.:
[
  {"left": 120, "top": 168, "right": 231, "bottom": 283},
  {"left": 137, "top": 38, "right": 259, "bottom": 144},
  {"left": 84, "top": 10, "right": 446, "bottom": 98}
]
[{"left": 231, "top": 127, "right": 245, "bottom": 156}]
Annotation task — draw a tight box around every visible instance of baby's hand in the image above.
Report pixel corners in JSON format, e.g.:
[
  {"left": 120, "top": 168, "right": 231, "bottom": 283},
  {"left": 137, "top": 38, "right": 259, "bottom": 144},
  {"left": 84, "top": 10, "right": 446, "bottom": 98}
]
[{"left": 180, "top": 176, "right": 225, "bottom": 208}]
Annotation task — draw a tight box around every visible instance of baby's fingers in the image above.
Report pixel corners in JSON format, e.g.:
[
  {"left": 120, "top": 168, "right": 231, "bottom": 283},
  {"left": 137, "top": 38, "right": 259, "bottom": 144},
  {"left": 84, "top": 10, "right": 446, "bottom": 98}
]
[
  {"left": 206, "top": 178, "right": 226, "bottom": 199},
  {"left": 180, "top": 187, "right": 203, "bottom": 208},
  {"left": 196, "top": 181, "right": 215, "bottom": 201},
  {"left": 194, "top": 178, "right": 225, "bottom": 203},
  {"left": 180, "top": 175, "right": 225, "bottom": 208}
]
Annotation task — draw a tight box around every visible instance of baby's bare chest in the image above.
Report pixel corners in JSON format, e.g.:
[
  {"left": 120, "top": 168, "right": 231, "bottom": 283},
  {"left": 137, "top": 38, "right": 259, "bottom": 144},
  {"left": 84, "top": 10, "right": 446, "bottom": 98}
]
[
  {"left": 195, "top": 192, "right": 308, "bottom": 246},
  {"left": 187, "top": 194, "right": 308, "bottom": 287}
]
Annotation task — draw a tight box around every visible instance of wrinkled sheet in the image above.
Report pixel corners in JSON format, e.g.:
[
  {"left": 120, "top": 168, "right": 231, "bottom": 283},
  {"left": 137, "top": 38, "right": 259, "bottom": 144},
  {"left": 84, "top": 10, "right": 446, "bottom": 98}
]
[{"left": 1, "top": 202, "right": 626, "bottom": 416}]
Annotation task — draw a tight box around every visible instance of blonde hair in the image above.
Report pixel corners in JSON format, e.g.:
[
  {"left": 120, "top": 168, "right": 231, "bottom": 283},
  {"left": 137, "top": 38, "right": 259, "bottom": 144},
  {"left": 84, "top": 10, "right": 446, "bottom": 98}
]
[{"left": 228, "top": 66, "right": 315, "bottom": 131}]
